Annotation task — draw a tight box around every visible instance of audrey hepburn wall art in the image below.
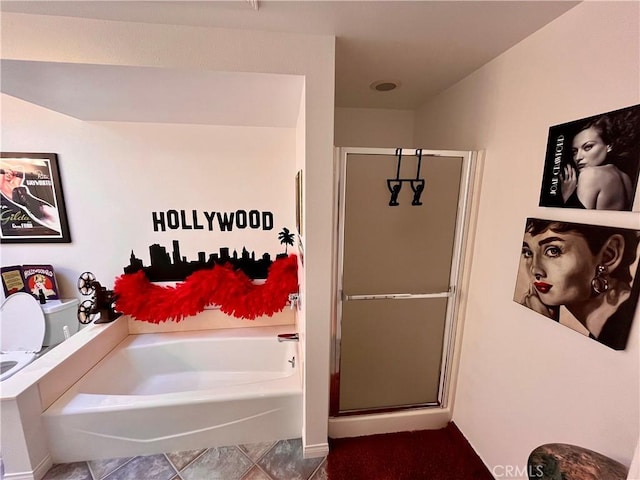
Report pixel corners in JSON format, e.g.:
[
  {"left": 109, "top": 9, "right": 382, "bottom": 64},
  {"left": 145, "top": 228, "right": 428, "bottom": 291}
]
[{"left": 514, "top": 217, "right": 640, "bottom": 350}]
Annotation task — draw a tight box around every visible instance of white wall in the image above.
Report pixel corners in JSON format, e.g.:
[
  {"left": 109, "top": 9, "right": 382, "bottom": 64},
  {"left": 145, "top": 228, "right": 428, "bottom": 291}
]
[
  {"left": 1, "top": 94, "right": 296, "bottom": 294},
  {"left": 334, "top": 107, "right": 415, "bottom": 148},
  {"left": 1, "top": 12, "right": 335, "bottom": 458},
  {"left": 414, "top": 2, "right": 639, "bottom": 475}
]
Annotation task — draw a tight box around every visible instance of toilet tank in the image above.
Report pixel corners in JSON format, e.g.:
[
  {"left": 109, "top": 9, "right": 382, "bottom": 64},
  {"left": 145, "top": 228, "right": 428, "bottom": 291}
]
[{"left": 40, "top": 299, "right": 79, "bottom": 347}]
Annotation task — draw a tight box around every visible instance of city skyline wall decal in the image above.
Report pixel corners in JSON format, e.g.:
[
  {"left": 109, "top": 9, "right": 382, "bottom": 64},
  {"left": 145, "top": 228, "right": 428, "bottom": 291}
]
[{"left": 124, "top": 233, "right": 295, "bottom": 282}]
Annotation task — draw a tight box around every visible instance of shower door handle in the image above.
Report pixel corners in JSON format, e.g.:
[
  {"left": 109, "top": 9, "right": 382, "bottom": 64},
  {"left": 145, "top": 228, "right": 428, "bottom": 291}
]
[{"left": 342, "top": 288, "right": 453, "bottom": 301}]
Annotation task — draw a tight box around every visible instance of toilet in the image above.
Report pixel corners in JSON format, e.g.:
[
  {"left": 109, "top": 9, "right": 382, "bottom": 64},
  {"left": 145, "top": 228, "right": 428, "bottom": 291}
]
[
  {"left": 0, "top": 292, "right": 46, "bottom": 382},
  {"left": 40, "top": 298, "right": 80, "bottom": 347},
  {"left": 0, "top": 293, "right": 79, "bottom": 382}
]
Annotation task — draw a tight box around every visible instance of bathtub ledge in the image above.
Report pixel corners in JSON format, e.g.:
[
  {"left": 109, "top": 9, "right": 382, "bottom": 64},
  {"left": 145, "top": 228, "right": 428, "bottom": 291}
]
[{"left": 0, "top": 318, "right": 127, "bottom": 401}]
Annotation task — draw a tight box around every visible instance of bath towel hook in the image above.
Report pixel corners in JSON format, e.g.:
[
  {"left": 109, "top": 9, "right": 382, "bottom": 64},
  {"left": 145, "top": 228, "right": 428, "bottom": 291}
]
[
  {"left": 386, "top": 148, "right": 425, "bottom": 206},
  {"left": 411, "top": 149, "right": 425, "bottom": 206},
  {"left": 387, "top": 148, "right": 403, "bottom": 206},
  {"left": 414, "top": 149, "right": 422, "bottom": 180}
]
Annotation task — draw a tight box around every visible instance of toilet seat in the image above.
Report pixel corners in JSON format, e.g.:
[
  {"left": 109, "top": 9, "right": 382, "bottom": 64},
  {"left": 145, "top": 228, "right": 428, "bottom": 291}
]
[
  {"left": 0, "top": 292, "right": 45, "bottom": 382},
  {"left": 0, "top": 352, "right": 38, "bottom": 382}
]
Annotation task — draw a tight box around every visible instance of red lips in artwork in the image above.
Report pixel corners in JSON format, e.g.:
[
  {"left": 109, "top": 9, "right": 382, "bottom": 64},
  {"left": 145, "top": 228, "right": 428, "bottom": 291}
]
[{"left": 534, "top": 282, "right": 552, "bottom": 294}]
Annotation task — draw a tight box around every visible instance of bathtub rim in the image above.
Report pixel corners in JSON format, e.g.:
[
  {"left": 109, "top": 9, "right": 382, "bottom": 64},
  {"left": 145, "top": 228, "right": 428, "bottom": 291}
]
[
  {"left": 44, "top": 324, "right": 303, "bottom": 414},
  {"left": 0, "top": 317, "right": 299, "bottom": 401}
]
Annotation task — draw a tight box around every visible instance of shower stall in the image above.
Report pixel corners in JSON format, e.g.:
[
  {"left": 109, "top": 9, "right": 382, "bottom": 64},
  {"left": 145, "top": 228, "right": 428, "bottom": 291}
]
[{"left": 330, "top": 147, "right": 476, "bottom": 436}]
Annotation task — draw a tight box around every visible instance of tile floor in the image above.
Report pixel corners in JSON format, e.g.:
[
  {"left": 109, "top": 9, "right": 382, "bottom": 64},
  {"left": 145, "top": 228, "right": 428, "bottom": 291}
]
[{"left": 42, "top": 439, "right": 327, "bottom": 480}]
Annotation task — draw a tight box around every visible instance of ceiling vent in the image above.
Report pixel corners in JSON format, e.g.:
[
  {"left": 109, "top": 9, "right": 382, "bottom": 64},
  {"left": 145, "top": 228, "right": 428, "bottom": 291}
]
[{"left": 370, "top": 80, "right": 400, "bottom": 92}]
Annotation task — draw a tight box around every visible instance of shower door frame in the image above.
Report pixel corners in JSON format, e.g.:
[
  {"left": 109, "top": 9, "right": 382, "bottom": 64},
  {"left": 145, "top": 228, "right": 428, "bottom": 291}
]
[{"left": 332, "top": 147, "right": 476, "bottom": 416}]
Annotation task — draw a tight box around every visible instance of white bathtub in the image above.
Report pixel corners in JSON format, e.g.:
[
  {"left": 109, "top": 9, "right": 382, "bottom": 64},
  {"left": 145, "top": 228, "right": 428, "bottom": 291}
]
[{"left": 42, "top": 325, "right": 302, "bottom": 463}]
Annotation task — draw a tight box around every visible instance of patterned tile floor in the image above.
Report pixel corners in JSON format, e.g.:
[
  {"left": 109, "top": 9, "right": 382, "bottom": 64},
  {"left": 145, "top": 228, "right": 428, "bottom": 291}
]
[{"left": 42, "top": 439, "right": 327, "bottom": 480}]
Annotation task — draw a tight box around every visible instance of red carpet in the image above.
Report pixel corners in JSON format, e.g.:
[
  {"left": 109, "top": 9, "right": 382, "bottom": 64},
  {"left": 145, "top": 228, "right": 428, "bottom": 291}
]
[{"left": 327, "top": 422, "right": 493, "bottom": 480}]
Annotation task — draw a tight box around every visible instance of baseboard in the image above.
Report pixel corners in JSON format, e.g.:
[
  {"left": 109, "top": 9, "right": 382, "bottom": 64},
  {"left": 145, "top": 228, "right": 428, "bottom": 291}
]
[
  {"left": 328, "top": 407, "right": 452, "bottom": 439},
  {"left": 303, "top": 442, "right": 329, "bottom": 459},
  {"left": 3, "top": 454, "right": 52, "bottom": 480},
  {"left": 3, "top": 472, "right": 35, "bottom": 480}
]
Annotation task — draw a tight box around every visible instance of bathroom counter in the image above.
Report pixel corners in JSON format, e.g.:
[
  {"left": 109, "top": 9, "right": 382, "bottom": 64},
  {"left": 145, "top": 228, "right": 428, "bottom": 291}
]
[{"left": 0, "top": 317, "right": 128, "bottom": 400}]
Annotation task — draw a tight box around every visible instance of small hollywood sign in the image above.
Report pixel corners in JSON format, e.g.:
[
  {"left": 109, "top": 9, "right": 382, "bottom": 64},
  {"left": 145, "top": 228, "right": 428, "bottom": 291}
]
[{"left": 152, "top": 209, "right": 274, "bottom": 232}]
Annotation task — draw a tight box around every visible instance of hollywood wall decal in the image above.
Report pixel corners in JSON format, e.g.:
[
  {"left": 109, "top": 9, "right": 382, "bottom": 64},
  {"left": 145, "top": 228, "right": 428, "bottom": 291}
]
[
  {"left": 513, "top": 218, "right": 640, "bottom": 350},
  {"left": 539, "top": 104, "right": 640, "bottom": 211},
  {"left": 151, "top": 209, "right": 274, "bottom": 232}
]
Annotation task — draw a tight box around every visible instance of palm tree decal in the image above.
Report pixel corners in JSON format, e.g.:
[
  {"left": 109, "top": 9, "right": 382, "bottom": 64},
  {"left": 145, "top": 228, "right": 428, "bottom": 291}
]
[{"left": 278, "top": 227, "right": 295, "bottom": 254}]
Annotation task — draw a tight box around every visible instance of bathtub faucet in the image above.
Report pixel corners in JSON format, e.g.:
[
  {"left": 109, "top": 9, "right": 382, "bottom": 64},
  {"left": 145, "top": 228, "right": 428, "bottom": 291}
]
[{"left": 277, "top": 333, "right": 299, "bottom": 342}]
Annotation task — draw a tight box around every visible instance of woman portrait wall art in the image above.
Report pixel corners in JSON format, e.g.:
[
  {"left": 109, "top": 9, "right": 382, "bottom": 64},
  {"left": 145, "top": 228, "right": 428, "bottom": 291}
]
[
  {"left": 539, "top": 104, "right": 640, "bottom": 211},
  {"left": 514, "top": 218, "right": 640, "bottom": 350}
]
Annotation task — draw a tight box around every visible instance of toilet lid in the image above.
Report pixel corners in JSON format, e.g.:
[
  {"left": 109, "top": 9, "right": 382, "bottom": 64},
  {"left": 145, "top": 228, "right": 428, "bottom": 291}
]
[{"left": 1, "top": 292, "right": 46, "bottom": 352}]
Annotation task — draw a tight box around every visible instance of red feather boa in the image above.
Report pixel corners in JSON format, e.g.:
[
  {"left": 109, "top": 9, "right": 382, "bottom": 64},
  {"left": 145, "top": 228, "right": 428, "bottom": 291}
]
[{"left": 113, "top": 254, "right": 298, "bottom": 323}]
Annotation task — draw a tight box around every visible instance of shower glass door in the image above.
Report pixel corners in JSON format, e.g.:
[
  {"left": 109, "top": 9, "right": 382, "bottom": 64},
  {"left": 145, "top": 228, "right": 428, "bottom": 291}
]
[{"left": 335, "top": 148, "right": 473, "bottom": 414}]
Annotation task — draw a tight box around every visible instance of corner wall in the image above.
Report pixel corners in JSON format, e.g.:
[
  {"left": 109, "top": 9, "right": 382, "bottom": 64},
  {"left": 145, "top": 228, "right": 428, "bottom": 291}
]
[{"left": 414, "top": 1, "right": 639, "bottom": 474}]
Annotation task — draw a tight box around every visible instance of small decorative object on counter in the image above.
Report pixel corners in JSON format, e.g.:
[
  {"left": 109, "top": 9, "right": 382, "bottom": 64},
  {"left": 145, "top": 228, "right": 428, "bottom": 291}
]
[
  {"left": 76, "top": 271, "right": 121, "bottom": 324},
  {"left": 1, "top": 264, "right": 59, "bottom": 300},
  {"left": 77, "top": 271, "right": 96, "bottom": 324}
]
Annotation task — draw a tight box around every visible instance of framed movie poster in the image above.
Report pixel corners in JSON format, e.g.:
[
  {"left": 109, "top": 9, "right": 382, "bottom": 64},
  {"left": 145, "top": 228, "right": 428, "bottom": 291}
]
[
  {"left": 0, "top": 152, "right": 71, "bottom": 243},
  {"left": 538, "top": 104, "right": 640, "bottom": 211},
  {"left": 513, "top": 217, "right": 640, "bottom": 350}
]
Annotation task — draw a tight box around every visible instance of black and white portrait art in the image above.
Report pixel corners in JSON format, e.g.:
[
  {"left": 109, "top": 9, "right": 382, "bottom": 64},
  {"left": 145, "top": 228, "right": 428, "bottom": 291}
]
[
  {"left": 539, "top": 104, "right": 640, "bottom": 211},
  {"left": 514, "top": 218, "right": 640, "bottom": 350}
]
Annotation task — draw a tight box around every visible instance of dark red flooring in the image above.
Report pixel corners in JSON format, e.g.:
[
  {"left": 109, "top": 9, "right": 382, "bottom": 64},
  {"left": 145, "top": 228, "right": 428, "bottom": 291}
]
[{"left": 327, "top": 422, "right": 493, "bottom": 480}]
